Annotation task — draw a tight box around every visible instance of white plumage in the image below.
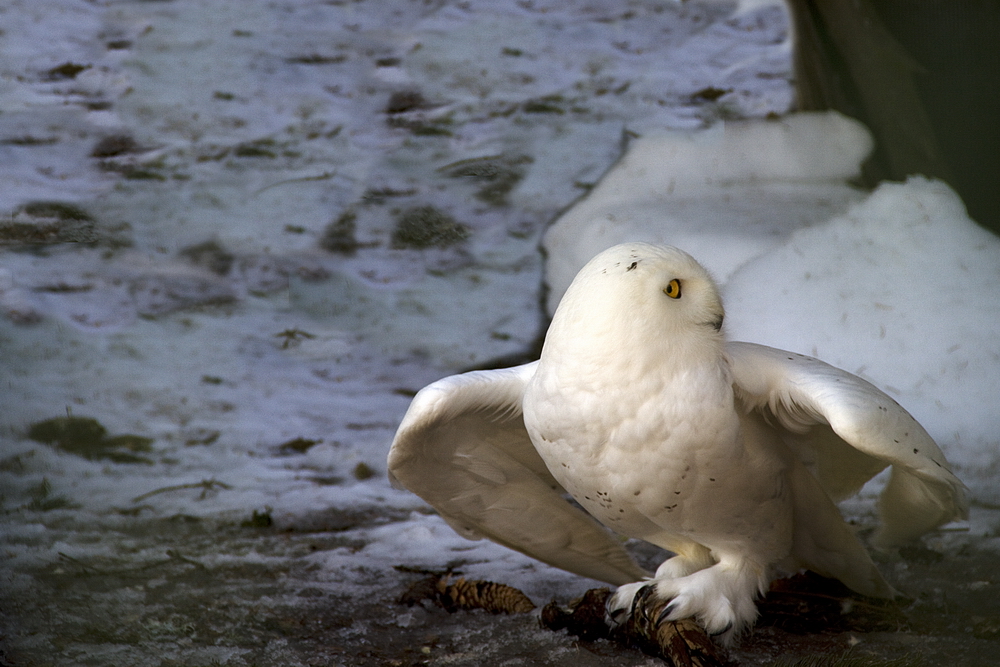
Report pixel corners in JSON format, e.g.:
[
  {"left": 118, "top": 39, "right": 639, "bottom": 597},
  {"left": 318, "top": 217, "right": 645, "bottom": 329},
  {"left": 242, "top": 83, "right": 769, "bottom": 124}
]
[{"left": 388, "top": 242, "right": 967, "bottom": 642}]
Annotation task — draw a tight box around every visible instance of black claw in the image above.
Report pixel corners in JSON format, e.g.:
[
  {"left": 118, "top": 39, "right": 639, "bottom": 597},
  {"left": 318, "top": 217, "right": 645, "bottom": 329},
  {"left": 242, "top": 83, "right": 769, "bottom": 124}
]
[
  {"left": 633, "top": 584, "right": 653, "bottom": 605},
  {"left": 606, "top": 589, "right": 633, "bottom": 625},
  {"left": 710, "top": 621, "right": 734, "bottom": 637},
  {"left": 656, "top": 600, "right": 677, "bottom": 625},
  {"left": 632, "top": 584, "right": 656, "bottom": 620}
]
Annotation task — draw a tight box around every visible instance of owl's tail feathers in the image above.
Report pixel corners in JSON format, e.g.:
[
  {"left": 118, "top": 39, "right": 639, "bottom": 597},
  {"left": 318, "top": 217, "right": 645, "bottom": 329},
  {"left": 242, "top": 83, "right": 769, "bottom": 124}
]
[{"left": 784, "top": 459, "right": 896, "bottom": 599}]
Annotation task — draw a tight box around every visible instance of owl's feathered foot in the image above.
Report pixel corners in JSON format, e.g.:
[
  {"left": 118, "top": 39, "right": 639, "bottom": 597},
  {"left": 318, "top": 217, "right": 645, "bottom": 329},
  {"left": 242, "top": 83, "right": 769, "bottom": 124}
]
[
  {"left": 543, "top": 586, "right": 728, "bottom": 666},
  {"left": 606, "top": 556, "right": 767, "bottom": 646}
]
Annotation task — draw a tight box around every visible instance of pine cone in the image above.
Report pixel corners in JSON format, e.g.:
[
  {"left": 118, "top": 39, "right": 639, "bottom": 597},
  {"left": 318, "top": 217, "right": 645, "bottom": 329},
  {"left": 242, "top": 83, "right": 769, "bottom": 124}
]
[
  {"left": 437, "top": 576, "right": 536, "bottom": 614},
  {"left": 398, "top": 573, "right": 535, "bottom": 615}
]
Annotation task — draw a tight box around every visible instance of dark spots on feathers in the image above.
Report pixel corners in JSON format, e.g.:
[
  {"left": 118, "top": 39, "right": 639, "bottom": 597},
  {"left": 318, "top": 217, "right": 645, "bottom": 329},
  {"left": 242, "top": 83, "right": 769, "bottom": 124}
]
[
  {"left": 626, "top": 261, "right": 638, "bottom": 272},
  {"left": 674, "top": 490, "right": 681, "bottom": 495},
  {"left": 709, "top": 478, "right": 716, "bottom": 482},
  {"left": 633, "top": 490, "right": 641, "bottom": 496},
  {"left": 913, "top": 448, "right": 919, "bottom": 454}
]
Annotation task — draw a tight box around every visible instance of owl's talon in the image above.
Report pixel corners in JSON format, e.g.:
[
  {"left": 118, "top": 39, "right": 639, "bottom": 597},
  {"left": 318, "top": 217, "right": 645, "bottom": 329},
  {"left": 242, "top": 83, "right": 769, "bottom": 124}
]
[
  {"left": 656, "top": 600, "right": 678, "bottom": 625},
  {"left": 709, "top": 620, "right": 733, "bottom": 637},
  {"left": 632, "top": 583, "right": 654, "bottom": 609}
]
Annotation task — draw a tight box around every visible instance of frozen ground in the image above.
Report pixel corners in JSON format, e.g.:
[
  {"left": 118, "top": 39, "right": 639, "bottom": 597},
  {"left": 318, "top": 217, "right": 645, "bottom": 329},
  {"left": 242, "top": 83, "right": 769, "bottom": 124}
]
[{"left": 1, "top": 1, "right": 998, "bottom": 666}]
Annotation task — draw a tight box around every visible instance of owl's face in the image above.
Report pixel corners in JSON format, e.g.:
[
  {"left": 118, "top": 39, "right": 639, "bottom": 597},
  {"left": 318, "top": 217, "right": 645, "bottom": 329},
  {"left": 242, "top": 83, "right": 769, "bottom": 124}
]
[{"left": 551, "top": 243, "right": 725, "bottom": 349}]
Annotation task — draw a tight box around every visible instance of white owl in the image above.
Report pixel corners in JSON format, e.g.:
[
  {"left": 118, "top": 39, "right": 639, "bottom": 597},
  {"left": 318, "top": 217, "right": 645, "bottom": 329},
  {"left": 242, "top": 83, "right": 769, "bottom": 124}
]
[{"left": 388, "top": 242, "right": 967, "bottom": 643}]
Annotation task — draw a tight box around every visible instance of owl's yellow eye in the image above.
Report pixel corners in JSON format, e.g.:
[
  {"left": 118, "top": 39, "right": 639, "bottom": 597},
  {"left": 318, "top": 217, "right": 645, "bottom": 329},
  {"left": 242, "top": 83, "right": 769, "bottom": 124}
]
[{"left": 663, "top": 279, "right": 682, "bottom": 299}]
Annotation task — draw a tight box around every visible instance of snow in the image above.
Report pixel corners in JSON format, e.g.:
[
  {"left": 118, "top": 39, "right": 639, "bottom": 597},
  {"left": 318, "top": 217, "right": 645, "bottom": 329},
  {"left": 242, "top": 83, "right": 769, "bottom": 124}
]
[
  {"left": 542, "top": 111, "right": 873, "bottom": 307},
  {"left": 1, "top": 0, "right": 997, "bottom": 665}
]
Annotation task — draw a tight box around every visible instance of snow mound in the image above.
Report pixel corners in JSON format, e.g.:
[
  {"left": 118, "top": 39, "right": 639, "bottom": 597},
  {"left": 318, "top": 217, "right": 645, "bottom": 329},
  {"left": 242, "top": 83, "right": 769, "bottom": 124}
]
[{"left": 542, "top": 111, "right": 873, "bottom": 312}]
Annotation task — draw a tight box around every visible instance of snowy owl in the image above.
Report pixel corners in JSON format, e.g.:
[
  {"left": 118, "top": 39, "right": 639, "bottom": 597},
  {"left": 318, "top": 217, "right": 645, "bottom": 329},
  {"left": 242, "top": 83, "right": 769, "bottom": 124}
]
[{"left": 388, "top": 242, "right": 967, "bottom": 643}]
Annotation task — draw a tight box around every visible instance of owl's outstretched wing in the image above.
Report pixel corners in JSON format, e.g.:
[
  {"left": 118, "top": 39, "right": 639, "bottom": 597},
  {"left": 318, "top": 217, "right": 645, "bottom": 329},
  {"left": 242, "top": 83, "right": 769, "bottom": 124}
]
[
  {"left": 388, "top": 362, "right": 647, "bottom": 585},
  {"left": 727, "top": 341, "right": 968, "bottom": 548}
]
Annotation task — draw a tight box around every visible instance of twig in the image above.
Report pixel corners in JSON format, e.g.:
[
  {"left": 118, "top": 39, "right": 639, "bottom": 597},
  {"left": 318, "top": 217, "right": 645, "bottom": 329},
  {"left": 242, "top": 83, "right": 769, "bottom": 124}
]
[
  {"left": 132, "top": 478, "right": 232, "bottom": 503},
  {"left": 58, "top": 551, "right": 205, "bottom": 576},
  {"left": 253, "top": 171, "right": 337, "bottom": 195},
  {"left": 58, "top": 551, "right": 105, "bottom": 574},
  {"left": 166, "top": 549, "right": 208, "bottom": 570}
]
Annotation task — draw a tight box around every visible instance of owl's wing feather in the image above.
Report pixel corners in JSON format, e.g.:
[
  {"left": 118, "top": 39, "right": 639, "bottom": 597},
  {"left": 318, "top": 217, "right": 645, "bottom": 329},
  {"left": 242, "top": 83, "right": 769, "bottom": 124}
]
[
  {"left": 727, "top": 341, "right": 968, "bottom": 548},
  {"left": 388, "top": 362, "right": 648, "bottom": 585}
]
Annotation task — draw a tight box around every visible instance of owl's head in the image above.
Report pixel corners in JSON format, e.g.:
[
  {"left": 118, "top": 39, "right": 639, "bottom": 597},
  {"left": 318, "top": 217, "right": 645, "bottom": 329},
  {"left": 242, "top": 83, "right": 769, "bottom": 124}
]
[{"left": 547, "top": 242, "right": 725, "bottom": 359}]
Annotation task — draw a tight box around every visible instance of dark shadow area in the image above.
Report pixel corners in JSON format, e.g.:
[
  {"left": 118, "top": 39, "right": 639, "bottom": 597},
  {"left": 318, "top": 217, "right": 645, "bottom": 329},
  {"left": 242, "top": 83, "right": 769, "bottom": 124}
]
[{"left": 790, "top": 0, "right": 1000, "bottom": 234}]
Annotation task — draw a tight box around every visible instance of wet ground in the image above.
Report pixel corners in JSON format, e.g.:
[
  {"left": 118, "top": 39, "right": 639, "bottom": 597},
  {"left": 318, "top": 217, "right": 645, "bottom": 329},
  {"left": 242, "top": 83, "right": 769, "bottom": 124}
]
[{"left": 3, "top": 506, "right": 1000, "bottom": 666}]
